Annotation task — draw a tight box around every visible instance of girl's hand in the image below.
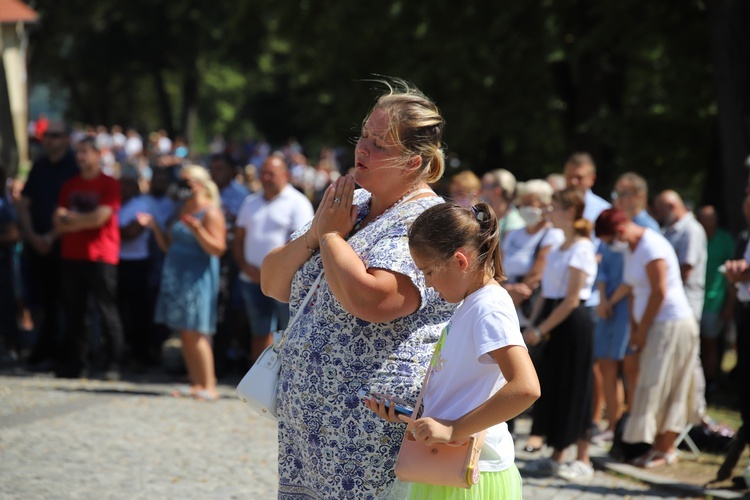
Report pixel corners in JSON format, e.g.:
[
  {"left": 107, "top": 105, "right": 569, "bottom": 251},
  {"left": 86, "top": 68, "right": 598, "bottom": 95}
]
[
  {"left": 399, "top": 416, "right": 455, "bottom": 445},
  {"left": 363, "top": 396, "right": 402, "bottom": 423},
  {"left": 315, "top": 175, "right": 358, "bottom": 240},
  {"left": 181, "top": 214, "right": 202, "bottom": 232}
]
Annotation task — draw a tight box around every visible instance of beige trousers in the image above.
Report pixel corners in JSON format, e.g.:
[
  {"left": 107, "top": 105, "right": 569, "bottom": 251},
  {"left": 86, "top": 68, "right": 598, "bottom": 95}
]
[{"left": 623, "top": 317, "right": 699, "bottom": 444}]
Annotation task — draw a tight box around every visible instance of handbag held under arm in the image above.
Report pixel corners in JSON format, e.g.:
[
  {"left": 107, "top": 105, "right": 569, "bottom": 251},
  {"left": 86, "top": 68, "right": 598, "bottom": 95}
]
[{"left": 236, "top": 272, "right": 323, "bottom": 420}]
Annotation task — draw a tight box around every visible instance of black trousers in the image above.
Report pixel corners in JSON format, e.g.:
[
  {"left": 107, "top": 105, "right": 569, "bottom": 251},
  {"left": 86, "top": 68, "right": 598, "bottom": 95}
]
[
  {"left": 737, "top": 301, "right": 750, "bottom": 444},
  {"left": 0, "top": 249, "right": 18, "bottom": 347},
  {"left": 60, "top": 260, "right": 124, "bottom": 371},
  {"left": 24, "top": 246, "right": 65, "bottom": 362},
  {"left": 117, "top": 259, "right": 151, "bottom": 363}
]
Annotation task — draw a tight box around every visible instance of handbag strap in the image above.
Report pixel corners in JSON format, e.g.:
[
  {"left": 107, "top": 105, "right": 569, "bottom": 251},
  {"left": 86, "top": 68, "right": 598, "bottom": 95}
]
[
  {"left": 410, "top": 323, "right": 487, "bottom": 446},
  {"left": 277, "top": 271, "right": 324, "bottom": 351},
  {"left": 531, "top": 228, "right": 549, "bottom": 262},
  {"left": 411, "top": 324, "right": 447, "bottom": 419}
]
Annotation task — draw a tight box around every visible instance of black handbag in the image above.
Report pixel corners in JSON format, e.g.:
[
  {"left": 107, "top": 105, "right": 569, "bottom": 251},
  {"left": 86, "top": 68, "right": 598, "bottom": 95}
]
[{"left": 518, "top": 229, "right": 548, "bottom": 318}]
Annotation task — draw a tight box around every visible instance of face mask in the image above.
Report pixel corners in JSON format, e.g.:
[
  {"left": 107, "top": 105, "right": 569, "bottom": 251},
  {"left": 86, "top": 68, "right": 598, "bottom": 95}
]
[
  {"left": 175, "top": 179, "right": 194, "bottom": 201},
  {"left": 518, "top": 206, "right": 543, "bottom": 227},
  {"left": 608, "top": 240, "right": 629, "bottom": 253}
]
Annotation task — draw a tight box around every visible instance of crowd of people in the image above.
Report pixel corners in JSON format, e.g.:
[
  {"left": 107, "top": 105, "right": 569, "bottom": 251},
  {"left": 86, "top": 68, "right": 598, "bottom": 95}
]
[
  {"left": 2, "top": 80, "right": 750, "bottom": 498},
  {"left": 0, "top": 121, "right": 324, "bottom": 389}
]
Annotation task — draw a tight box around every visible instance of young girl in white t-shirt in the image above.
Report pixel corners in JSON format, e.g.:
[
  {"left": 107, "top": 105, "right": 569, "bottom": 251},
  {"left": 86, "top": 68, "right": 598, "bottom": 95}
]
[{"left": 365, "top": 202, "right": 540, "bottom": 499}]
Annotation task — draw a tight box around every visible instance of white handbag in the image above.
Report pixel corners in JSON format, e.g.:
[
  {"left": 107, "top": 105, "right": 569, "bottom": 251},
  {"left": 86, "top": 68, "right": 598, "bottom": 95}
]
[{"left": 236, "top": 272, "right": 323, "bottom": 420}]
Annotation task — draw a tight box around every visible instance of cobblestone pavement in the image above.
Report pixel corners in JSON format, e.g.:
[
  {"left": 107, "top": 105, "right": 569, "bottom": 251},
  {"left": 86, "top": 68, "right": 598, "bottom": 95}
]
[{"left": 0, "top": 374, "right": 699, "bottom": 499}]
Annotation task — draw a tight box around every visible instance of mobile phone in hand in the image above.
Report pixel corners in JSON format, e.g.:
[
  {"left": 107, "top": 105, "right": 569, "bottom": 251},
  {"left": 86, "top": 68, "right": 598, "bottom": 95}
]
[{"left": 358, "top": 388, "right": 414, "bottom": 416}]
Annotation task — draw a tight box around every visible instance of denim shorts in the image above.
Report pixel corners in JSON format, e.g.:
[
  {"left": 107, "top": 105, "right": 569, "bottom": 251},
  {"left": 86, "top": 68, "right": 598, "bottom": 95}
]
[{"left": 239, "top": 280, "right": 290, "bottom": 337}]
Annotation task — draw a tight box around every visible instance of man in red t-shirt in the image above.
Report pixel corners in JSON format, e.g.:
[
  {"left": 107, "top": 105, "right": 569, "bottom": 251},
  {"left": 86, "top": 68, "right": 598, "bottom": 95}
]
[{"left": 53, "top": 137, "right": 124, "bottom": 379}]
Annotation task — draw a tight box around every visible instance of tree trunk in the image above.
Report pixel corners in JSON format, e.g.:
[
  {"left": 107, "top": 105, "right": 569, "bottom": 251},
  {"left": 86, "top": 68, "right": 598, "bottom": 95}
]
[
  {"left": 152, "top": 66, "right": 175, "bottom": 138},
  {"left": 0, "top": 59, "right": 19, "bottom": 179},
  {"left": 708, "top": 0, "right": 750, "bottom": 233},
  {"left": 179, "top": 61, "right": 198, "bottom": 144}
]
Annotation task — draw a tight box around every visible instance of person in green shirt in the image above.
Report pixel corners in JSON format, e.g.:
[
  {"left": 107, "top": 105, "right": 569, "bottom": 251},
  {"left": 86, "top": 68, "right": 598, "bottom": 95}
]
[{"left": 697, "top": 205, "right": 735, "bottom": 392}]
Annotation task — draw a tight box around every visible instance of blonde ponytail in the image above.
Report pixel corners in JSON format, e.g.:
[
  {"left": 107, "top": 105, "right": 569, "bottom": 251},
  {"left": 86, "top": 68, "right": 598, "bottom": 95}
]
[{"left": 182, "top": 164, "right": 222, "bottom": 208}]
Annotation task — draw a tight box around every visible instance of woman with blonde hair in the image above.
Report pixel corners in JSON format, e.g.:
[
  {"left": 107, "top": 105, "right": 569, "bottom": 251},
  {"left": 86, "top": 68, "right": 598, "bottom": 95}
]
[
  {"left": 262, "top": 79, "right": 455, "bottom": 498},
  {"left": 138, "top": 165, "right": 226, "bottom": 401}
]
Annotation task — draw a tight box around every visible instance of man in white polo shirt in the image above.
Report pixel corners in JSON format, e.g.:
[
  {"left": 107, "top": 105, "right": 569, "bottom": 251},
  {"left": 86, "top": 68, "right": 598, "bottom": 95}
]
[{"left": 233, "top": 153, "right": 314, "bottom": 362}]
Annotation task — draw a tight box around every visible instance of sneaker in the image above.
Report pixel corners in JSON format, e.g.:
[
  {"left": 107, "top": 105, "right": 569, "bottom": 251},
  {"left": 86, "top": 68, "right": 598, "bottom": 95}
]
[
  {"left": 591, "top": 429, "right": 615, "bottom": 444},
  {"left": 523, "top": 457, "right": 560, "bottom": 477},
  {"left": 557, "top": 460, "right": 594, "bottom": 481}
]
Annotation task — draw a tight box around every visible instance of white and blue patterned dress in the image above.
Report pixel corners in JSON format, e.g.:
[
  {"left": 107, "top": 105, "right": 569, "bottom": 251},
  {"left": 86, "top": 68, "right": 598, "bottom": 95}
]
[{"left": 277, "top": 189, "right": 455, "bottom": 499}]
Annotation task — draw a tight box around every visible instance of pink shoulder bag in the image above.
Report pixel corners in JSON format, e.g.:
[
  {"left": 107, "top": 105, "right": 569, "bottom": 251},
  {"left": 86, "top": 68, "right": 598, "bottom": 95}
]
[{"left": 394, "top": 328, "right": 486, "bottom": 489}]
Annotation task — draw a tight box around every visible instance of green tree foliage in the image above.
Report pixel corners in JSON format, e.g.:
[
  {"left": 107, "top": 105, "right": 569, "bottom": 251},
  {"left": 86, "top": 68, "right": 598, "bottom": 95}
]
[{"left": 28, "top": 0, "right": 729, "bottom": 208}]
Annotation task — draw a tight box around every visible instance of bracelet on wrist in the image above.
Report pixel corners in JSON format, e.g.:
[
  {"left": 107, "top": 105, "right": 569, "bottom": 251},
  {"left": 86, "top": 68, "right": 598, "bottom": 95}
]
[
  {"left": 303, "top": 232, "right": 317, "bottom": 252},
  {"left": 321, "top": 232, "right": 341, "bottom": 247}
]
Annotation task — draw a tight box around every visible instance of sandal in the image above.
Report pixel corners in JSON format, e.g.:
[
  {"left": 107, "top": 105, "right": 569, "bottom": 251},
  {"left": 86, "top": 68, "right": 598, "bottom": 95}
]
[
  {"left": 629, "top": 449, "right": 659, "bottom": 468},
  {"left": 193, "top": 390, "right": 219, "bottom": 402},
  {"left": 631, "top": 449, "right": 678, "bottom": 469},
  {"left": 171, "top": 385, "right": 194, "bottom": 398},
  {"left": 643, "top": 451, "right": 678, "bottom": 469}
]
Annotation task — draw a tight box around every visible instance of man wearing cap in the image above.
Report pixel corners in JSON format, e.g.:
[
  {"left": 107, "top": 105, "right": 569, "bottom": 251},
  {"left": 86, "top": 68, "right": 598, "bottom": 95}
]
[{"left": 16, "top": 121, "right": 79, "bottom": 369}]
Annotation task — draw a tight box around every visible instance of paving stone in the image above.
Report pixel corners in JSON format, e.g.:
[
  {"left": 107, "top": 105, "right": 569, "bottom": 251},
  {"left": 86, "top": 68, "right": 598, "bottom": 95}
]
[{"left": 0, "top": 375, "right": 703, "bottom": 499}]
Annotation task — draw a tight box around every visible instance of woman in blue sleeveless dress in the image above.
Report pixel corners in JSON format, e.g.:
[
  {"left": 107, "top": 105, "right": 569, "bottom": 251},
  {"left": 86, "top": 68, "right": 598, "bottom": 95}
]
[{"left": 138, "top": 165, "right": 226, "bottom": 401}]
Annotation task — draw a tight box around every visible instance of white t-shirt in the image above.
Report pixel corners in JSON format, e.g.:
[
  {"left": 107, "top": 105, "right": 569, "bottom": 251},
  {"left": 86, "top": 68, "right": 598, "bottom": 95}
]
[
  {"left": 423, "top": 284, "right": 526, "bottom": 472},
  {"left": 119, "top": 195, "right": 154, "bottom": 260},
  {"left": 236, "top": 185, "right": 314, "bottom": 281},
  {"left": 502, "top": 226, "right": 565, "bottom": 281},
  {"left": 125, "top": 135, "right": 143, "bottom": 158},
  {"left": 541, "top": 239, "right": 597, "bottom": 300},
  {"left": 624, "top": 228, "right": 695, "bottom": 323}
]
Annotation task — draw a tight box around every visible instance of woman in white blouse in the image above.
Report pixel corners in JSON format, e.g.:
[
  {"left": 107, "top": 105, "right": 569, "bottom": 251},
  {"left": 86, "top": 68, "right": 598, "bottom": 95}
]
[
  {"left": 522, "top": 187, "right": 598, "bottom": 481},
  {"left": 502, "top": 179, "right": 564, "bottom": 452},
  {"left": 595, "top": 208, "right": 698, "bottom": 469},
  {"left": 503, "top": 179, "right": 565, "bottom": 327}
]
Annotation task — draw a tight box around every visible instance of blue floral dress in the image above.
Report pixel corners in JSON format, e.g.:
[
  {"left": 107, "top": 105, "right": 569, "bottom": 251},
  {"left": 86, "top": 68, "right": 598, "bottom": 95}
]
[
  {"left": 154, "top": 210, "right": 219, "bottom": 335},
  {"left": 277, "top": 189, "right": 455, "bottom": 499}
]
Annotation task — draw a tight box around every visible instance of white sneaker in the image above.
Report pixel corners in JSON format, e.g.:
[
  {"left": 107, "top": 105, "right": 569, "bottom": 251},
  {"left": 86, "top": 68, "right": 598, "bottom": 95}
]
[
  {"left": 557, "top": 460, "right": 594, "bottom": 481},
  {"left": 590, "top": 429, "right": 615, "bottom": 444},
  {"left": 523, "top": 457, "right": 560, "bottom": 477}
]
